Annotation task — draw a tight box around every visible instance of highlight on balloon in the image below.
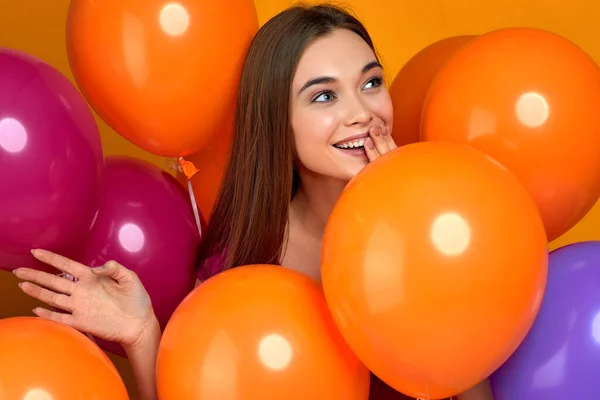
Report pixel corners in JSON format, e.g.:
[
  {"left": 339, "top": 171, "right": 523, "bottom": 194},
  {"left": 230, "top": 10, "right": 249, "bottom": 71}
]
[{"left": 1, "top": 1, "right": 600, "bottom": 400}]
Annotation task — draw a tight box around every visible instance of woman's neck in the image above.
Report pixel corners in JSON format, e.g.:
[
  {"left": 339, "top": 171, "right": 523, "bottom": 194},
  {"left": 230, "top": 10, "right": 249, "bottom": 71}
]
[
  {"left": 282, "top": 168, "right": 347, "bottom": 282},
  {"left": 290, "top": 168, "right": 348, "bottom": 238}
]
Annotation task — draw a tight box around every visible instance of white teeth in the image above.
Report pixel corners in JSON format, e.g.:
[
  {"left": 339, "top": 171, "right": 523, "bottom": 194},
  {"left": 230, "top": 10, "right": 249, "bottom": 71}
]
[{"left": 334, "top": 138, "right": 366, "bottom": 149}]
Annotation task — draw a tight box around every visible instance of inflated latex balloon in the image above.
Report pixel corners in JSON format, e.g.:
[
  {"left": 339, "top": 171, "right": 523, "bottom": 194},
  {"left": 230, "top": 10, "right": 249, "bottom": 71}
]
[
  {"left": 322, "top": 141, "right": 548, "bottom": 399},
  {"left": 0, "top": 317, "right": 129, "bottom": 399},
  {"left": 422, "top": 27, "right": 600, "bottom": 241},
  {"left": 157, "top": 264, "right": 370, "bottom": 400}
]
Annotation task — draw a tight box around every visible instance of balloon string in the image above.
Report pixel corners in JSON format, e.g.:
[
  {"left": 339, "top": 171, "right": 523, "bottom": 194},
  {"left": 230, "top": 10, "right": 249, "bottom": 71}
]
[
  {"left": 187, "top": 179, "right": 202, "bottom": 238},
  {"left": 177, "top": 157, "right": 202, "bottom": 238}
]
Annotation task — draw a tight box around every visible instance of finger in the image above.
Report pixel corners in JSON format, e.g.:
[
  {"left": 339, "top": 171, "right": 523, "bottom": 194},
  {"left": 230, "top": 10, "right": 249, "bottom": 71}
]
[
  {"left": 13, "top": 267, "right": 74, "bottom": 295},
  {"left": 364, "top": 137, "right": 380, "bottom": 162},
  {"left": 91, "top": 260, "right": 138, "bottom": 285},
  {"left": 20, "top": 282, "right": 72, "bottom": 312},
  {"left": 33, "top": 307, "right": 76, "bottom": 327},
  {"left": 381, "top": 125, "right": 398, "bottom": 150},
  {"left": 31, "top": 249, "right": 88, "bottom": 279},
  {"left": 369, "top": 125, "right": 390, "bottom": 156}
]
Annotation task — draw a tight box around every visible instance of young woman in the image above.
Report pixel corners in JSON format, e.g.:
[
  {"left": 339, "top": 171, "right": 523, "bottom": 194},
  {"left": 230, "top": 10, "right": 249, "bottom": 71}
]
[{"left": 13, "top": 4, "right": 493, "bottom": 400}]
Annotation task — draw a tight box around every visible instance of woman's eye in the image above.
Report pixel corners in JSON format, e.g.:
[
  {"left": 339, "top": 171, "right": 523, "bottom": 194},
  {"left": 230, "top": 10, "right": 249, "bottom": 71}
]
[
  {"left": 312, "top": 91, "right": 336, "bottom": 103},
  {"left": 364, "top": 76, "right": 383, "bottom": 89}
]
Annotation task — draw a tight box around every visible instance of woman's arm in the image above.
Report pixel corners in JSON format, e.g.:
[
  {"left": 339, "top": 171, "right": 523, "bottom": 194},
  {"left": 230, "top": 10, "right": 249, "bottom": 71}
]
[
  {"left": 125, "top": 279, "right": 203, "bottom": 400},
  {"left": 455, "top": 379, "right": 494, "bottom": 400},
  {"left": 123, "top": 316, "right": 162, "bottom": 400},
  {"left": 124, "top": 280, "right": 203, "bottom": 399}
]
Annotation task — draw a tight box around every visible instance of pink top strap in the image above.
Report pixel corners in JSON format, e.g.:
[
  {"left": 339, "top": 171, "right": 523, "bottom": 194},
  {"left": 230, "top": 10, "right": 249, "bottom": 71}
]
[{"left": 197, "top": 250, "right": 226, "bottom": 282}]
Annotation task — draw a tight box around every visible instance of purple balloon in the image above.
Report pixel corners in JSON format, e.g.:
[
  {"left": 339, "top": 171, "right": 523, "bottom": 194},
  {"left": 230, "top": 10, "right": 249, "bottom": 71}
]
[
  {"left": 490, "top": 241, "right": 600, "bottom": 399},
  {"left": 79, "top": 156, "right": 200, "bottom": 356},
  {"left": 0, "top": 48, "right": 103, "bottom": 272}
]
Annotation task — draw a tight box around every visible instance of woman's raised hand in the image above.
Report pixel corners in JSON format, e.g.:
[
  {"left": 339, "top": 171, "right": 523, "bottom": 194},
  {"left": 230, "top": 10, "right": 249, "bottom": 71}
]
[{"left": 13, "top": 249, "right": 157, "bottom": 348}]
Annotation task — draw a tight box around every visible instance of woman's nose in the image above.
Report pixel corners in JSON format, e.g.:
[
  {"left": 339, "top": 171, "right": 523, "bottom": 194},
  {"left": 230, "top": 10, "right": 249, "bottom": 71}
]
[{"left": 344, "top": 96, "right": 373, "bottom": 127}]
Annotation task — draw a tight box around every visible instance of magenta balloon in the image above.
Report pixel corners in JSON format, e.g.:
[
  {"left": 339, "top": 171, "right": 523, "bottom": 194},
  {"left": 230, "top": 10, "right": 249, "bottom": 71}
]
[
  {"left": 79, "top": 156, "right": 201, "bottom": 356},
  {"left": 0, "top": 48, "right": 103, "bottom": 272}
]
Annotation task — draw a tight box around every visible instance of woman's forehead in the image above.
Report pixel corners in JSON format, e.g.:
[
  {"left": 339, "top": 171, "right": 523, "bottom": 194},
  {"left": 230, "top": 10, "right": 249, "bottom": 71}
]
[{"left": 292, "top": 29, "right": 377, "bottom": 89}]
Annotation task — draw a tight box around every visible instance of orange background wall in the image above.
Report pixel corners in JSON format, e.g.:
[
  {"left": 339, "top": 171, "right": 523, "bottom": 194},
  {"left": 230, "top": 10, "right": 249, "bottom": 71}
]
[{"left": 1, "top": 0, "right": 599, "bottom": 398}]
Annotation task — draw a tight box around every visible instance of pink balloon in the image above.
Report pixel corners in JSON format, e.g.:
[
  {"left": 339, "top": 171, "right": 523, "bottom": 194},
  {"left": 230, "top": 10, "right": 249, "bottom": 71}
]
[
  {"left": 0, "top": 48, "right": 103, "bottom": 272},
  {"left": 79, "top": 156, "right": 201, "bottom": 356}
]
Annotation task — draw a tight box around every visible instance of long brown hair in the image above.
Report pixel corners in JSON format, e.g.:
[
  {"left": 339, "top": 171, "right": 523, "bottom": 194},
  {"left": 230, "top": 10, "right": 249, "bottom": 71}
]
[{"left": 197, "top": 3, "right": 378, "bottom": 280}]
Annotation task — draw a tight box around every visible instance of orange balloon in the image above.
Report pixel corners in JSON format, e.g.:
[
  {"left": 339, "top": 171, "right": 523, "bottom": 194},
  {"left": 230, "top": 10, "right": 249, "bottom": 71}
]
[
  {"left": 0, "top": 317, "right": 129, "bottom": 399},
  {"left": 156, "top": 265, "right": 370, "bottom": 400},
  {"left": 421, "top": 27, "right": 600, "bottom": 242},
  {"left": 390, "top": 35, "right": 476, "bottom": 146},
  {"left": 176, "top": 120, "right": 233, "bottom": 221},
  {"left": 321, "top": 142, "right": 548, "bottom": 400},
  {"left": 66, "top": 0, "right": 258, "bottom": 157}
]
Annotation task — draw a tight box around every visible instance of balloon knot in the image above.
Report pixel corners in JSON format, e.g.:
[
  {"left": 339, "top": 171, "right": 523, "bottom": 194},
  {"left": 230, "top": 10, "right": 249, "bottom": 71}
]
[{"left": 178, "top": 157, "right": 199, "bottom": 180}]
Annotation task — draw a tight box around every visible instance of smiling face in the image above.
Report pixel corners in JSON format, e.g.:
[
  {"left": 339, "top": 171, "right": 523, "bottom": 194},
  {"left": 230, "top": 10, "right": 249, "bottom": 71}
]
[{"left": 290, "top": 28, "right": 394, "bottom": 181}]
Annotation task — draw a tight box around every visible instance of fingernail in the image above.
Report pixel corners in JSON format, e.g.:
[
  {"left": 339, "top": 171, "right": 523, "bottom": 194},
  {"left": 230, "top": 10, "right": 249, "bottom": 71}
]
[
  {"left": 18, "top": 283, "right": 23, "bottom": 288},
  {"left": 12, "top": 269, "right": 18, "bottom": 275},
  {"left": 92, "top": 265, "right": 105, "bottom": 269},
  {"left": 30, "top": 249, "right": 38, "bottom": 256},
  {"left": 366, "top": 138, "right": 375, "bottom": 149},
  {"left": 373, "top": 126, "right": 381, "bottom": 136},
  {"left": 381, "top": 127, "right": 389, "bottom": 136}
]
